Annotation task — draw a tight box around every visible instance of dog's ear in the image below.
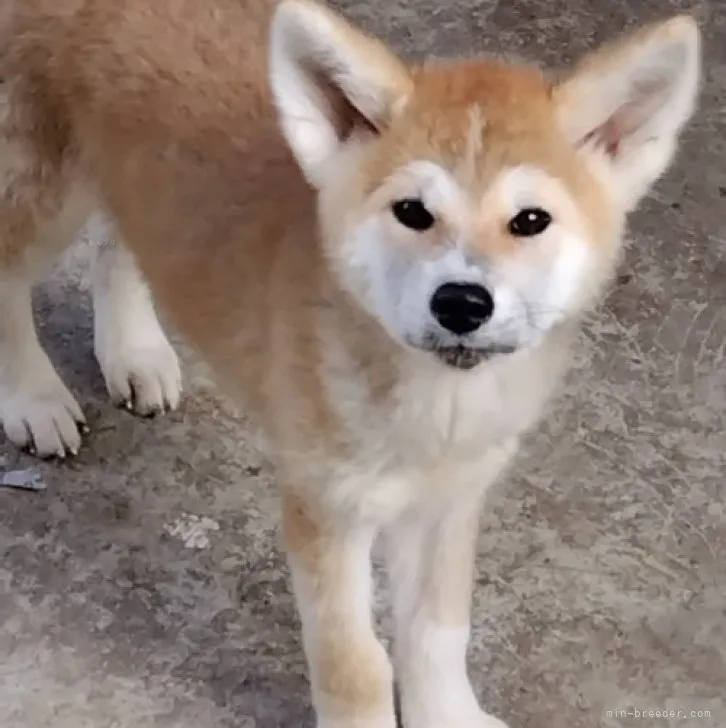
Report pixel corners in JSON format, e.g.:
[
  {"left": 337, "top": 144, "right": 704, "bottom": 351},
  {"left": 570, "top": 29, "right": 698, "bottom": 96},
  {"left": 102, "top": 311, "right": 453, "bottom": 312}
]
[
  {"left": 554, "top": 16, "right": 700, "bottom": 212},
  {"left": 269, "top": 0, "right": 411, "bottom": 187}
]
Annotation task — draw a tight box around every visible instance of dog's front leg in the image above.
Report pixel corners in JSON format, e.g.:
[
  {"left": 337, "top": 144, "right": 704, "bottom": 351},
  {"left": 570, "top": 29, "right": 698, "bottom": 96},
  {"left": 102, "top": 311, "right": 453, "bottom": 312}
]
[
  {"left": 386, "top": 445, "right": 517, "bottom": 728},
  {"left": 0, "top": 274, "right": 86, "bottom": 457},
  {"left": 282, "top": 490, "right": 396, "bottom": 728}
]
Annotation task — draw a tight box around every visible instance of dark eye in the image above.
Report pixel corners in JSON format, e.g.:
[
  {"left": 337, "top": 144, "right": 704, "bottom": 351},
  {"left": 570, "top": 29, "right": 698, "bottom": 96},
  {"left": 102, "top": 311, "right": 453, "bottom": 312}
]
[
  {"left": 392, "top": 199, "right": 435, "bottom": 232},
  {"left": 508, "top": 208, "right": 552, "bottom": 237}
]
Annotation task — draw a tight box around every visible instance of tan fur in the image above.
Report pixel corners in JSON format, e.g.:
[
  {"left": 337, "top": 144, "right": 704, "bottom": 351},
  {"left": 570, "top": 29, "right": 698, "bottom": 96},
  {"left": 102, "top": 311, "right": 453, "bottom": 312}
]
[
  {"left": 353, "top": 61, "right": 615, "bottom": 255},
  {"left": 283, "top": 490, "right": 394, "bottom": 720},
  {"left": 0, "top": 1, "right": 699, "bottom": 726}
]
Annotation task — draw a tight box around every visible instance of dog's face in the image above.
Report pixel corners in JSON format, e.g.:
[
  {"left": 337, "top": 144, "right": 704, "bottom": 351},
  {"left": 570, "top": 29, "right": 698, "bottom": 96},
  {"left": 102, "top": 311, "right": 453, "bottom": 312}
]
[
  {"left": 270, "top": 0, "right": 700, "bottom": 370},
  {"left": 317, "top": 77, "right": 619, "bottom": 370}
]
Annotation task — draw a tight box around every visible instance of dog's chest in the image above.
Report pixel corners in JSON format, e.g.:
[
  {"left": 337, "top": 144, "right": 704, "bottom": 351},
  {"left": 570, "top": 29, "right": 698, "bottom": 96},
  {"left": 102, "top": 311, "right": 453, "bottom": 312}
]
[
  {"left": 329, "top": 380, "right": 527, "bottom": 524},
  {"left": 317, "top": 341, "right": 569, "bottom": 522},
  {"left": 389, "top": 353, "right": 554, "bottom": 460},
  {"left": 327, "top": 354, "right": 557, "bottom": 520}
]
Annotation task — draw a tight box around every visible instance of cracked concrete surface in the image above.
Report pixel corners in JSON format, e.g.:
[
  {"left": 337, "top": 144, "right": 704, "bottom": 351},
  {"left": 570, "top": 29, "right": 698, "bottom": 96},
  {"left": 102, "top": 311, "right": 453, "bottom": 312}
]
[{"left": 1, "top": 0, "right": 725, "bottom": 726}]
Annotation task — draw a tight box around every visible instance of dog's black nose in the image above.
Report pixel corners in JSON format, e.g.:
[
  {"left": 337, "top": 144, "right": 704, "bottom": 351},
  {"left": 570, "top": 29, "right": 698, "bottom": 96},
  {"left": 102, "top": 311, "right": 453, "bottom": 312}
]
[{"left": 430, "top": 282, "right": 494, "bottom": 335}]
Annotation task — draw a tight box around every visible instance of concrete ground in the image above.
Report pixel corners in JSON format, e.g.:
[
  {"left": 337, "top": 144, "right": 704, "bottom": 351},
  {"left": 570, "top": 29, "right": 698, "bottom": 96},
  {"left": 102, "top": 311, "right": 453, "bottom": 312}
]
[{"left": 1, "top": 0, "right": 725, "bottom": 726}]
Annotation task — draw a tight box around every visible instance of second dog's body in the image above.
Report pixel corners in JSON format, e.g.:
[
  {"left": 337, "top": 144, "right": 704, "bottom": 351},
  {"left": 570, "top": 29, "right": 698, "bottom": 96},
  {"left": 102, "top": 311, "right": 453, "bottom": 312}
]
[{"left": 0, "top": 1, "right": 700, "bottom": 726}]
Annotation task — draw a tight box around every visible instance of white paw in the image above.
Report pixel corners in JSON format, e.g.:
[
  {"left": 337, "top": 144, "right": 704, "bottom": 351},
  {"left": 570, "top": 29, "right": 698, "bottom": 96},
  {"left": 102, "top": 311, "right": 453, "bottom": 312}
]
[
  {"left": 0, "top": 378, "right": 86, "bottom": 458},
  {"left": 473, "top": 713, "right": 509, "bottom": 728},
  {"left": 97, "top": 335, "right": 182, "bottom": 417},
  {"left": 92, "top": 239, "right": 182, "bottom": 417},
  {"left": 403, "top": 707, "right": 510, "bottom": 728},
  {"left": 317, "top": 716, "right": 398, "bottom": 728},
  {"left": 418, "top": 714, "right": 509, "bottom": 728}
]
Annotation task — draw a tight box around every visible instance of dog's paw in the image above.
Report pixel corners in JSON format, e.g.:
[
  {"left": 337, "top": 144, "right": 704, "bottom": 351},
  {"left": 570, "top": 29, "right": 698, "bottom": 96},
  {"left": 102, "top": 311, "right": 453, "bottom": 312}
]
[
  {"left": 418, "top": 714, "right": 509, "bottom": 728},
  {"left": 0, "top": 378, "right": 86, "bottom": 458},
  {"left": 317, "top": 715, "right": 398, "bottom": 728},
  {"left": 403, "top": 707, "right": 510, "bottom": 728},
  {"left": 98, "top": 334, "right": 182, "bottom": 417},
  {"left": 472, "top": 713, "right": 509, "bottom": 728}
]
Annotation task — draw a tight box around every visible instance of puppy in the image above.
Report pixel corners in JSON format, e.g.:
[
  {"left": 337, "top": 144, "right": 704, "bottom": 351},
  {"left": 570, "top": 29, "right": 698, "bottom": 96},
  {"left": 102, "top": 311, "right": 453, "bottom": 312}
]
[{"left": 0, "top": 1, "right": 700, "bottom": 725}]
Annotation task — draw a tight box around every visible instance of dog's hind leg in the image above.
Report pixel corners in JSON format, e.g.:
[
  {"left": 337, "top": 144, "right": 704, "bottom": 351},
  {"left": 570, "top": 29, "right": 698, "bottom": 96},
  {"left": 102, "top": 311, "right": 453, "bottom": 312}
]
[{"left": 92, "top": 233, "right": 181, "bottom": 416}]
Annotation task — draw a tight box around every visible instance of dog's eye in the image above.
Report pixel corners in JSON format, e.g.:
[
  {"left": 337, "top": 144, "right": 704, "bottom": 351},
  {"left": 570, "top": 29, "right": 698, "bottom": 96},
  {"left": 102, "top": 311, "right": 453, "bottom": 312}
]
[
  {"left": 392, "top": 199, "right": 435, "bottom": 232},
  {"left": 508, "top": 208, "right": 552, "bottom": 237}
]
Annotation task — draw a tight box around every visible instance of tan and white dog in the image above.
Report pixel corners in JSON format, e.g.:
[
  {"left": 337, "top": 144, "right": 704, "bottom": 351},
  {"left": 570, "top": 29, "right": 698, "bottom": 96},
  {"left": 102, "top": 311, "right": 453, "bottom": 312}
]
[{"left": 0, "top": 1, "right": 700, "bottom": 726}]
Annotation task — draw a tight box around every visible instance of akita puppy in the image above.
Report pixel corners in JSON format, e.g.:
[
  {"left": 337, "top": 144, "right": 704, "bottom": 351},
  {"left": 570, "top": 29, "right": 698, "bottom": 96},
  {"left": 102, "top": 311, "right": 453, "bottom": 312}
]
[{"left": 0, "top": 0, "right": 700, "bottom": 726}]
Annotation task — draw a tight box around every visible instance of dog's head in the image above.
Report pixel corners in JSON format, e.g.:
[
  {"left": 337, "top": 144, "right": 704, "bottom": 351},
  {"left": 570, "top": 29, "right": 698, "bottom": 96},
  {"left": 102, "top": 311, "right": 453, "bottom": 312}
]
[{"left": 269, "top": 0, "right": 700, "bottom": 370}]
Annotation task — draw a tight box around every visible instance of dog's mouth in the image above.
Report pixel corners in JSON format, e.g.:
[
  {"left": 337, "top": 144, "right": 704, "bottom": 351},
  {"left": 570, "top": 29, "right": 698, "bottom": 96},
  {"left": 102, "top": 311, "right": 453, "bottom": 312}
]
[{"left": 432, "top": 344, "right": 517, "bottom": 370}]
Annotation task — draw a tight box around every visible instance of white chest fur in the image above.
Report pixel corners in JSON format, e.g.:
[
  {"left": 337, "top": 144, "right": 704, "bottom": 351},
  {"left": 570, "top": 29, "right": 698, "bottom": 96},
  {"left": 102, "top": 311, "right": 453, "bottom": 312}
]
[{"left": 321, "top": 337, "right": 570, "bottom": 524}]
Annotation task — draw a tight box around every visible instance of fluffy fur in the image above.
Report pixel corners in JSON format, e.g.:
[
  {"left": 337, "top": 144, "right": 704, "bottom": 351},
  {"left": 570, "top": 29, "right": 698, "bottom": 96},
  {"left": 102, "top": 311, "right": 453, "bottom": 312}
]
[{"left": 0, "top": 1, "right": 700, "bottom": 726}]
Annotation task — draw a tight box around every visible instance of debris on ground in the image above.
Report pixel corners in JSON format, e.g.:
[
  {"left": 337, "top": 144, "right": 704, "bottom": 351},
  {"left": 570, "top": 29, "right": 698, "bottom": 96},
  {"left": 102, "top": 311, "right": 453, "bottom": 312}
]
[
  {"left": 163, "top": 513, "right": 220, "bottom": 549},
  {"left": 0, "top": 468, "right": 47, "bottom": 492}
]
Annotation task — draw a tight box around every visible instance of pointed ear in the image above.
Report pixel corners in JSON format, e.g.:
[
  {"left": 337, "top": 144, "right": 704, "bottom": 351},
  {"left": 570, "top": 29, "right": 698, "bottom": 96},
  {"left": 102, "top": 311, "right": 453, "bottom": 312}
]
[
  {"left": 269, "top": 0, "right": 412, "bottom": 187},
  {"left": 553, "top": 16, "right": 700, "bottom": 212}
]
